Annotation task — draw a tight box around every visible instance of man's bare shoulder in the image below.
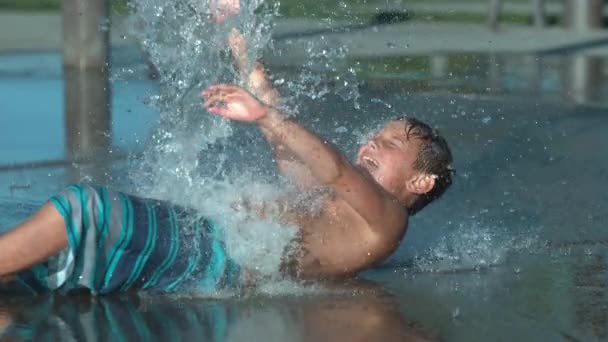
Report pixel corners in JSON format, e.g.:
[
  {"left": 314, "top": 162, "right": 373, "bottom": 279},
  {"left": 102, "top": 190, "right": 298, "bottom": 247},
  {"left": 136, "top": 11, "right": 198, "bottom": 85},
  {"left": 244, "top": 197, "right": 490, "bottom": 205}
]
[
  {"left": 348, "top": 198, "right": 408, "bottom": 260},
  {"left": 321, "top": 197, "right": 407, "bottom": 254},
  {"left": 332, "top": 187, "right": 407, "bottom": 233},
  {"left": 292, "top": 188, "right": 408, "bottom": 277},
  {"left": 334, "top": 166, "right": 409, "bottom": 230}
]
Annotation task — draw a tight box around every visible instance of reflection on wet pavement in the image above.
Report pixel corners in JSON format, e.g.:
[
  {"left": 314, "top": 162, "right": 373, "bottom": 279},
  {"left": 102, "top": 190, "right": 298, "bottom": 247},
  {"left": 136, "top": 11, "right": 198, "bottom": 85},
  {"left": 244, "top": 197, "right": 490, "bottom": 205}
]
[
  {"left": 0, "top": 247, "right": 604, "bottom": 341},
  {"left": 0, "top": 281, "right": 438, "bottom": 342}
]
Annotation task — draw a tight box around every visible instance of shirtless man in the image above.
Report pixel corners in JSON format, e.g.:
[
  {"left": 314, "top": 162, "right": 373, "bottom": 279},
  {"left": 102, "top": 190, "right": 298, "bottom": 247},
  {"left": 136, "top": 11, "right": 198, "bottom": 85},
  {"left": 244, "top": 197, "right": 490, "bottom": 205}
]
[
  {"left": 201, "top": 86, "right": 453, "bottom": 280},
  {"left": 0, "top": 87, "right": 452, "bottom": 295},
  {"left": 222, "top": 30, "right": 453, "bottom": 279},
  {"left": 0, "top": 6, "right": 453, "bottom": 295}
]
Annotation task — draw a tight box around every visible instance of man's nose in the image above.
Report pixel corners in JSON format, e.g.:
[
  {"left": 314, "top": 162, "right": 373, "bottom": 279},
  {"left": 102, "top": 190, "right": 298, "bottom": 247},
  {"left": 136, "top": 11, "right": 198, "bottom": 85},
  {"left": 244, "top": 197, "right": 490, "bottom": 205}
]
[{"left": 369, "top": 138, "right": 378, "bottom": 150}]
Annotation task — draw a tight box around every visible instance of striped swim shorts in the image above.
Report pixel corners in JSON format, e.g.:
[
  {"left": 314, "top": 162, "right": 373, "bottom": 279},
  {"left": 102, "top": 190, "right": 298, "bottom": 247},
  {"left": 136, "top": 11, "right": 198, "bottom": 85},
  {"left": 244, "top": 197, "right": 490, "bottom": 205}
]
[{"left": 8, "top": 184, "right": 241, "bottom": 295}]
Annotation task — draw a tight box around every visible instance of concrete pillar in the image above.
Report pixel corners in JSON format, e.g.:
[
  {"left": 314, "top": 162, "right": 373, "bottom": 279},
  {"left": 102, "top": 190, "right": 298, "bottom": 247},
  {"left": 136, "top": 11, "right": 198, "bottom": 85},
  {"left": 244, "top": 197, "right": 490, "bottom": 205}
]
[
  {"left": 487, "top": 0, "right": 503, "bottom": 31},
  {"left": 564, "top": 0, "right": 603, "bottom": 31},
  {"left": 526, "top": 55, "right": 543, "bottom": 95},
  {"left": 487, "top": 54, "right": 502, "bottom": 94},
  {"left": 62, "top": 0, "right": 111, "bottom": 182},
  {"left": 532, "top": 0, "right": 546, "bottom": 28},
  {"left": 563, "top": 56, "right": 603, "bottom": 104},
  {"left": 430, "top": 55, "right": 449, "bottom": 78}
]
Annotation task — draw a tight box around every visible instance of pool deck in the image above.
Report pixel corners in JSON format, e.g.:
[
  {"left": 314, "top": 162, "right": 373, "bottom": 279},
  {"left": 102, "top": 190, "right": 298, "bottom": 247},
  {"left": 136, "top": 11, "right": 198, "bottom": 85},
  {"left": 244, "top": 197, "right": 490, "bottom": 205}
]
[
  {"left": 0, "top": 10, "right": 606, "bottom": 59},
  {"left": 354, "top": 0, "right": 608, "bottom": 17}
]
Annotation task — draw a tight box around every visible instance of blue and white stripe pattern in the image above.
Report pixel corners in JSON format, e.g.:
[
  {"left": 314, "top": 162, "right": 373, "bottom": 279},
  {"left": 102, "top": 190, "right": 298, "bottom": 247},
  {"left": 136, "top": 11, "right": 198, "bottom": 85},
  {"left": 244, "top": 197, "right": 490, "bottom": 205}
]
[{"left": 13, "top": 184, "right": 241, "bottom": 295}]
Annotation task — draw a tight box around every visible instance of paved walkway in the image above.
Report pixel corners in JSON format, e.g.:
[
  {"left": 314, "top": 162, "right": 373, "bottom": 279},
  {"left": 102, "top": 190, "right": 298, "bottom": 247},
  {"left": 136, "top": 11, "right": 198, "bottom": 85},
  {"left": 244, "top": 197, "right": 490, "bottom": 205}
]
[
  {"left": 0, "top": 11, "right": 606, "bottom": 59},
  {"left": 0, "top": 12, "right": 608, "bottom": 62},
  {"left": 354, "top": 0, "right": 608, "bottom": 17},
  {"left": 269, "top": 21, "right": 608, "bottom": 67}
]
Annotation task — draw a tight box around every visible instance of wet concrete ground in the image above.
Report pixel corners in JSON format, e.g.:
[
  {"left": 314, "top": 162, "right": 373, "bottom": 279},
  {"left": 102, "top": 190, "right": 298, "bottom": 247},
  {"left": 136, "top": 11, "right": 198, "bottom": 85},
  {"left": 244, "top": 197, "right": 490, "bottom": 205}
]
[{"left": 0, "top": 247, "right": 605, "bottom": 341}]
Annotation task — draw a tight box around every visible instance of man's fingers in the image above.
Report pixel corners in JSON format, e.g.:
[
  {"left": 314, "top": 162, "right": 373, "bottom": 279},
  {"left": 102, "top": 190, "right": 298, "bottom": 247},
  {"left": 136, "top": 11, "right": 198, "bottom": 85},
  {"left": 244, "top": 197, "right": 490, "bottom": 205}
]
[
  {"left": 206, "top": 106, "right": 229, "bottom": 116},
  {"left": 215, "top": 84, "right": 242, "bottom": 93},
  {"left": 202, "top": 86, "right": 249, "bottom": 105},
  {"left": 202, "top": 92, "right": 224, "bottom": 107},
  {"left": 212, "top": 0, "right": 240, "bottom": 23},
  {"left": 202, "top": 84, "right": 243, "bottom": 97},
  {"left": 204, "top": 93, "right": 238, "bottom": 108},
  {"left": 203, "top": 89, "right": 229, "bottom": 102}
]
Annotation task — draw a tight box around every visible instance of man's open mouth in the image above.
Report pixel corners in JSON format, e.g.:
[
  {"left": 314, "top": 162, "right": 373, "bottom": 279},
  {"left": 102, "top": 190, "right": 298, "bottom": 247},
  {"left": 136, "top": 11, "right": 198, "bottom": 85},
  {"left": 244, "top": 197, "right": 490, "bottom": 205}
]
[{"left": 362, "top": 156, "right": 379, "bottom": 169}]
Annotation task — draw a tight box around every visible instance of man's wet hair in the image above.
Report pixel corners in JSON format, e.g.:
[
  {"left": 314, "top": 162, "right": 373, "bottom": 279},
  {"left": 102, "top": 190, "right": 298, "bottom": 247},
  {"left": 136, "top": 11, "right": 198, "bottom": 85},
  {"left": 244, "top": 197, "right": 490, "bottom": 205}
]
[{"left": 397, "top": 117, "right": 454, "bottom": 215}]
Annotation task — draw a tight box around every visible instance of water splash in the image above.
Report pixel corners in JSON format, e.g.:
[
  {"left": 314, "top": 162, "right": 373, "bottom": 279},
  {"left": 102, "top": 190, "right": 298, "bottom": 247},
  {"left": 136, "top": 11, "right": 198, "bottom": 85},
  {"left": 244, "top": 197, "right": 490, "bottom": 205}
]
[
  {"left": 119, "top": 0, "right": 366, "bottom": 294},
  {"left": 413, "top": 222, "right": 539, "bottom": 273},
  {"left": 125, "top": 0, "right": 274, "bottom": 187},
  {"left": 123, "top": 0, "right": 299, "bottom": 293},
  {"left": 127, "top": 0, "right": 276, "bottom": 146},
  {"left": 278, "top": 37, "right": 361, "bottom": 113}
]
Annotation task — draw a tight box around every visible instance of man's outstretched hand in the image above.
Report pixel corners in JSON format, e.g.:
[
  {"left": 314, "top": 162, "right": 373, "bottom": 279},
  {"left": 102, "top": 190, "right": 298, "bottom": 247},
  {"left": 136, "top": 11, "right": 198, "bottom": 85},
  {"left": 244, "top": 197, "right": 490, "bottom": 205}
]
[
  {"left": 202, "top": 84, "right": 270, "bottom": 123},
  {"left": 211, "top": 0, "right": 240, "bottom": 23}
]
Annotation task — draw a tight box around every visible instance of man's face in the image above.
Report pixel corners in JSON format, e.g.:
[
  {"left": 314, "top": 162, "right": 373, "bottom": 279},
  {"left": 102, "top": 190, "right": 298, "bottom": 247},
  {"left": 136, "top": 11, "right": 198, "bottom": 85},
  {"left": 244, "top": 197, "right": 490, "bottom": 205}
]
[{"left": 356, "top": 121, "right": 421, "bottom": 195}]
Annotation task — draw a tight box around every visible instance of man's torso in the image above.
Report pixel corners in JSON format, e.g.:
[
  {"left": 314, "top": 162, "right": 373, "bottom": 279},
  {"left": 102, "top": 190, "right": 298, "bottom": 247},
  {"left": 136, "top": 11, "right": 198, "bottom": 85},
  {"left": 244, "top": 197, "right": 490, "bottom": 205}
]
[{"left": 282, "top": 194, "right": 407, "bottom": 278}]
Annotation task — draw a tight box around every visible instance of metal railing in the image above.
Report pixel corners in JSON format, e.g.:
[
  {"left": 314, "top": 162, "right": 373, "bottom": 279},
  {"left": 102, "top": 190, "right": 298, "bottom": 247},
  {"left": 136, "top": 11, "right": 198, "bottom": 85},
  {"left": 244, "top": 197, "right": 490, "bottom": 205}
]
[{"left": 488, "top": 0, "right": 604, "bottom": 30}]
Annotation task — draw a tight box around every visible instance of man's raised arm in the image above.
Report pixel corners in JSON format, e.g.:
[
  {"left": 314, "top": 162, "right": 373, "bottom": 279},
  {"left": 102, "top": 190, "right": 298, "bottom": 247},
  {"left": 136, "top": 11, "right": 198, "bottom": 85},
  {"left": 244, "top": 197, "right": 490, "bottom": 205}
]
[
  {"left": 202, "top": 85, "right": 406, "bottom": 229},
  {"left": 215, "top": 0, "right": 319, "bottom": 189},
  {"left": 228, "top": 30, "right": 320, "bottom": 189}
]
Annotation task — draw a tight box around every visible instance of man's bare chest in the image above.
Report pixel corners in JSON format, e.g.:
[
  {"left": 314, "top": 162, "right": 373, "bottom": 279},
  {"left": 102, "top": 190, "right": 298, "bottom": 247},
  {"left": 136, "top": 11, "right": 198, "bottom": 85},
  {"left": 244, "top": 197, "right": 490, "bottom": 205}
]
[{"left": 301, "top": 200, "right": 370, "bottom": 243}]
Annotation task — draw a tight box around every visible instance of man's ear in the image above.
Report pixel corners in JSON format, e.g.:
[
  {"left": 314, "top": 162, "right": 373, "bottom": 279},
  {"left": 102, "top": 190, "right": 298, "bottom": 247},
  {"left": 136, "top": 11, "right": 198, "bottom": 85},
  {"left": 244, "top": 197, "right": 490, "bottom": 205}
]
[{"left": 406, "top": 174, "right": 436, "bottom": 195}]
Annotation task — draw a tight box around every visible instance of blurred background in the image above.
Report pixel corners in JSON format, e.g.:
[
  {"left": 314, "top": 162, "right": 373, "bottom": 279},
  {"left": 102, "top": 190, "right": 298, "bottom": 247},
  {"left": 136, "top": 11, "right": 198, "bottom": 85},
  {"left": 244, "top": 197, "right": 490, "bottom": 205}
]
[{"left": 1, "top": 0, "right": 607, "bottom": 170}]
